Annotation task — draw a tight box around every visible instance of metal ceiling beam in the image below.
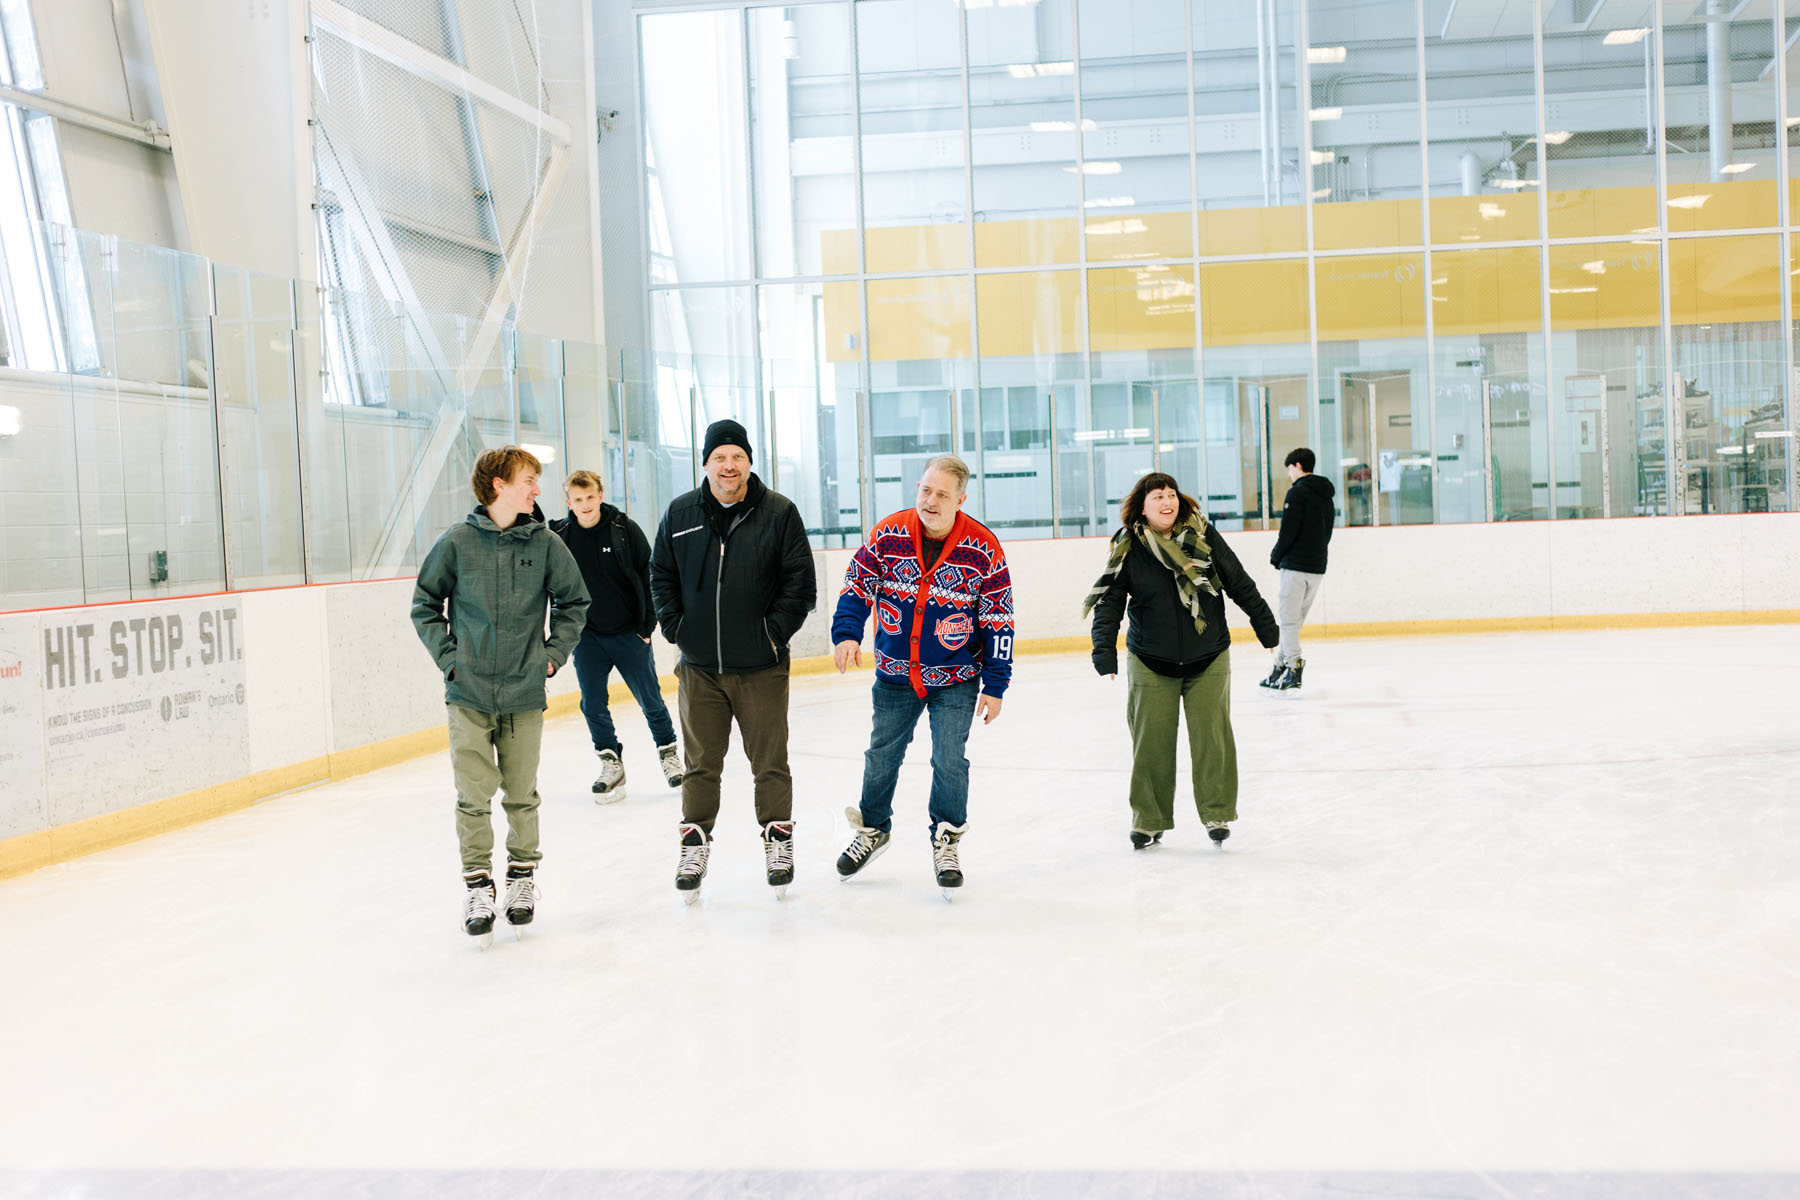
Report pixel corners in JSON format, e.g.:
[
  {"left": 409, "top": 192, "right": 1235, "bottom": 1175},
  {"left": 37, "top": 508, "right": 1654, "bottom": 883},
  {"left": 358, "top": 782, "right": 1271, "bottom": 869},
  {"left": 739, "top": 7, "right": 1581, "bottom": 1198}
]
[{"left": 0, "top": 84, "right": 169, "bottom": 151}]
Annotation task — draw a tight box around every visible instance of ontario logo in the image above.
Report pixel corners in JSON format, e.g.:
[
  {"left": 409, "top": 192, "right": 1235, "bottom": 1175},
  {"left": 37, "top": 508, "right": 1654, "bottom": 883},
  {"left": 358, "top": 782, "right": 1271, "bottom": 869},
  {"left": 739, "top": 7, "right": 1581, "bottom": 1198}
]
[
  {"left": 935, "top": 612, "right": 973, "bottom": 651},
  {"left": 877, "top": 600, "right": 903, "bottom": 634}
]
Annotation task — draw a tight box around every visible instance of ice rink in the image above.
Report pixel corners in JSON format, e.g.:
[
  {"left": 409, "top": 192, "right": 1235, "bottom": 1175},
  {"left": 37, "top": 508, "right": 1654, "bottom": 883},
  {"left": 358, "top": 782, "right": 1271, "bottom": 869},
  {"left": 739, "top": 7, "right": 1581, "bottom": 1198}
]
[{"left": 3, "top": 626, "right": 1798, "bottom": 1199}]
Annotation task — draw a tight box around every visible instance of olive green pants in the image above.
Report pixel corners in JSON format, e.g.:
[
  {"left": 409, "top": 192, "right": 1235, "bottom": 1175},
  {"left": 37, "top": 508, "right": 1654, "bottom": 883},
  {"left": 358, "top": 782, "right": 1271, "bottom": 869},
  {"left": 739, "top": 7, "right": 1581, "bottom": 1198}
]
[
  {"left": 1125, "top": 650, "right": 1237, "bottom": 832},
  {"left": 447, "top": 705, "right": 545, "bottom": 876}
]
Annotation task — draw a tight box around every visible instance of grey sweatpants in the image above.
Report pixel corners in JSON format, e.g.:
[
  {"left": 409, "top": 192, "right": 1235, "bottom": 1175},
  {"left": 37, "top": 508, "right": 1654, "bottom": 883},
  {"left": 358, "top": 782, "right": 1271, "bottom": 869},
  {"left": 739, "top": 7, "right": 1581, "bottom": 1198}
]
[
  {"left": 447, "top": 704, "right": 545, "bottom": 876},
  {"left": 1276, "top": 568, "right": 1324, "bottom": 666}
]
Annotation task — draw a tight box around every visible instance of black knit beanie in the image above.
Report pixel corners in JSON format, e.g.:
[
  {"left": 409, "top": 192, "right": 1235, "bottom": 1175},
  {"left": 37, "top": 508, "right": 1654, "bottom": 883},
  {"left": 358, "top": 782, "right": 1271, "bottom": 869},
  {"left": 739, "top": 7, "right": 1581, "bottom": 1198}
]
[{"left": 701, "top": 418, "right": 753, "bottom": 465}]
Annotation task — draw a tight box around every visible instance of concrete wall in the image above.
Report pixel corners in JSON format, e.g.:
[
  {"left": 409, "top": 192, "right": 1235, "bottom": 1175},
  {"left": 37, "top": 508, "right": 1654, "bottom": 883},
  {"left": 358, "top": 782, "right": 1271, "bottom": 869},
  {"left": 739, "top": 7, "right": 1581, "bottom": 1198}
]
[{"left": 3, "top": 509, "right": 1797, "bottom": 854}]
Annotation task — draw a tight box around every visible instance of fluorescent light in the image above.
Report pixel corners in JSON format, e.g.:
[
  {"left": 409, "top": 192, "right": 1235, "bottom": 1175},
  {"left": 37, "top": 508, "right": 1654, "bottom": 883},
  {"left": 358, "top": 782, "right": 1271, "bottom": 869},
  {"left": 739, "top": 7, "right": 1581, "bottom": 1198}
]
[
  {"left": 1754, "top": 430, "right": 1794, "bottom": 439},
  {"left": 1581, "top": 260, "right": 1606, "bottom": 274},
  {"left": 1717, "top": 446, "right": 1746, "bottom": 456},
  {"left": 1306, "top": 46, "right": 1347, "bottom": 64},
  {"left": 1543, "top": 130, "right": 1573, "bottom": 145},
  {"left": 1121, "top": 428, "right": 1150, "bottom": 438},
  {"left": 1007, "top": 61, "right": 1073, "bottom": 77},
  {"left": 0, "top": 405, "right": 20, "bottom": 438},
  {"left": 1073, "top": 430, "right": 1112, "bottom": 442},
  {"left": 1478, "top": 202, "right": 1506, "bottom": 220},
  {"left": 1029, "top": 119, "right": 1096, "bottom": 132},
  {"left": 1309, "top": 106, "right": 1342, "bottom": 121},
  {"left": 1720, "top": 162, "right": 1755, "bottom": 175},
  {"left": 1603, "top": 28, "right": 1649, "bottom": 45},
  {"left": 1667, "top": 194, "right": 1710, "bottom": 209},
  {"left": 1083, "top": 195, "right": 1135, "bottom": 208},
  {"left": 1309, "top": 149, "right": 1335, "bottom": 165},
  {"left": 1065, "top": 160, "right": 1122, "bottom": 174},
  {"left": 1549, "top": 286, "right": 1598, "bottom": 294},
  {"left": 520, "top": 441, "right": 556, "bottom": 465},
  {"left": 1086, "top": 218, "right": 1148, "bottom": 236},
  {"left": 1311, "top": 187, "right": 1331, "bottom": 199},
  {"left": 1494, "top": 178, "right": 1538, "bottom": 189},
  {"left": 960, "top": 0, "right": 1041, "bottom": 8}
]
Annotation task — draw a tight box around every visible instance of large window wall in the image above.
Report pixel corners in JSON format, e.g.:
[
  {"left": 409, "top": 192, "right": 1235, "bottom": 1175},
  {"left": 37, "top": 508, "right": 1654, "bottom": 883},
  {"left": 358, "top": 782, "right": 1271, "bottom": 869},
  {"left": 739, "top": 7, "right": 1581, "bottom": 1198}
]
[{"left": 638, "top": 0, "right": 1800, "bottom": 545}]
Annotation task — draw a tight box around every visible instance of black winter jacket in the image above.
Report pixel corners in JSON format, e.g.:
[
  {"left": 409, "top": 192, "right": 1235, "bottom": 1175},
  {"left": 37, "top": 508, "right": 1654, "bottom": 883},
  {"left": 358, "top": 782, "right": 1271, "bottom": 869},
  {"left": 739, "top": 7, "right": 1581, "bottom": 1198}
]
[
  {"left": 1270, "top": 473, "right": 1336, "bottom": 574},
  {"left": 649, "top": 474, "right": 817, "bottom": 673},
  {"left": 551, "top": 503, "right": 654, "bottom": 639},
  {"left": 1090, "top": 525, "right": 1278, "bottom": 677}
]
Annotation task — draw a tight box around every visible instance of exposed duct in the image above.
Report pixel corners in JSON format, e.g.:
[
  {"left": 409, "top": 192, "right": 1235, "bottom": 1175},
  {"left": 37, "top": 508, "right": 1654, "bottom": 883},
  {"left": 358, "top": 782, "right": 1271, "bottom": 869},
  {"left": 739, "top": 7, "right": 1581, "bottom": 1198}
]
[{"left": 1707, "top": 0, "right": 1732, "bottom": 180}]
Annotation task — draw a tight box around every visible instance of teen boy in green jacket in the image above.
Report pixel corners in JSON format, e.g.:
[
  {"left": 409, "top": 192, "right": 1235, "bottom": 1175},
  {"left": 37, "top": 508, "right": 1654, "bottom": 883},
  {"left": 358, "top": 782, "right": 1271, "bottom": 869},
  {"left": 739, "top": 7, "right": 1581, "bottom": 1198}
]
[{"left": 411, "top": 445, "right": 589, "bottom": 946}]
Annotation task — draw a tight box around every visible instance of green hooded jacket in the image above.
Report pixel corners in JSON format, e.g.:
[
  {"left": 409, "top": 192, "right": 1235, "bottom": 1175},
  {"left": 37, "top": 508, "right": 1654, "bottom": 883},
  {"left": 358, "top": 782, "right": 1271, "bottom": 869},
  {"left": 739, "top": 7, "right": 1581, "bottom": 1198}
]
[{"left": 411, "top": 506, "right": 591, "bottom": 714}]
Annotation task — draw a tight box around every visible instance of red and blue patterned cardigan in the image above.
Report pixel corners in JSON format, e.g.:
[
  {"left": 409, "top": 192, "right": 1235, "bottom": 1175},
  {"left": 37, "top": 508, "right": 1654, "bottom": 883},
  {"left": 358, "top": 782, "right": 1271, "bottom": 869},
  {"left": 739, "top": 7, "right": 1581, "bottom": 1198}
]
[{"left": 832, "top": 509, "right": 1015, "bottom": 698}]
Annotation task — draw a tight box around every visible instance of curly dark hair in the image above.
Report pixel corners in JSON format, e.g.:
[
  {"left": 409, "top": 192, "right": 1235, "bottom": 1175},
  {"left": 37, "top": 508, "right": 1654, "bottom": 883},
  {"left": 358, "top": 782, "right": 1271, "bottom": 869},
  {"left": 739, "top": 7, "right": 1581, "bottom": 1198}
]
[{"left": 1119, "top": 472, "right": 1199, "bottom": 529}]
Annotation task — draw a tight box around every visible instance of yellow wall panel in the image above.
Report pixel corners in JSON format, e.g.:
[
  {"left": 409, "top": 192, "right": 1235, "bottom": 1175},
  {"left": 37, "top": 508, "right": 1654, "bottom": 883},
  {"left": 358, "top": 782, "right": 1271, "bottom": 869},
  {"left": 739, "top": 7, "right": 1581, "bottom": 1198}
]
[
  {"left": 976, "top": 271, "right": 1080, "bottom": 358},
  {"left": 1666, "top": 178, "right": 1778, "bottom": 235},
  {"left": 1546, "top": 187, "right": 1661, "bottom": 240},
  {"left": 1433, "top": 246, "right": 1541, "bottom": 336},
  {"left": 1199, "top": 260, "right": 1308, "bottom": 347},
  {"left": 1668, "top": 234, "right": 1780, "bottom": 326},
  {"left": 975, "top": 217, "right": 1080, "bottom": 269},
  {"left": 1314, "top": 253, "right": 1426, "bottom": 341},
  {"left": 1313, "top": 198, "right": 1422, "bottom": 251},
  {"left": 822, "top": 281, "right": 862, "bottom": 364},
  {"left": 1084, "top": 209, "right": 1193, "bottom": 262},
  {"left": 867, "top": 276, "right": 971, "bottom": 362},
  {"left": 866, "top": 222, "right": 969, "bottom": 274},
  {"left": 1198, "top": 204, "right": 1306, "bottom": 257},
  {"left": 1429, "top": 194, "right": 1540, "bottom": 245},
  {"left": 1547, "top": 242, "right": 1661, "bottom": 330},
  {"left": 821, "top": 228, "right": 860, "bottom": 275},
  {"left": 1088, "top": 266, "right": 1196, "bottom": 352}
]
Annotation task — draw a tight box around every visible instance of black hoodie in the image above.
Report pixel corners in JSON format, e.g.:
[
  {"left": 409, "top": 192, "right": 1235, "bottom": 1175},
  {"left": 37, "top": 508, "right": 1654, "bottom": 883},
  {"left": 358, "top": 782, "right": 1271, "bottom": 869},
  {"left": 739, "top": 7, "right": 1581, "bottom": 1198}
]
[
  {"left": 1270, "top": 473, "right": 1337, "bottom": 574},
  {"left": 551, "top": 503, "right": 655, "bottom": 639}
]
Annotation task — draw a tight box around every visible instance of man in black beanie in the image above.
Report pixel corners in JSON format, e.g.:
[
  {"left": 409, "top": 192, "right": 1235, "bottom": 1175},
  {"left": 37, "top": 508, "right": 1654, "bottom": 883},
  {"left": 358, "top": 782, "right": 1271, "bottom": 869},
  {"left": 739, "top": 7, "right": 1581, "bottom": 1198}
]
[{"left": 650, "top": 417, "right": 817, "bottom": 902}]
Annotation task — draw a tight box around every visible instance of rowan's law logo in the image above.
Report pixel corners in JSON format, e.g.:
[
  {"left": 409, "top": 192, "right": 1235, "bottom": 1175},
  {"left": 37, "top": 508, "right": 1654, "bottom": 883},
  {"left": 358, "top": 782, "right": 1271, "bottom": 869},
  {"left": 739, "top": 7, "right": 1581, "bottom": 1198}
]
[
  {"left": 0, "top": 659, "right": 21, "bottom": 680},
  {"left": 935, "top": 612, "right": 973, "bottom": 652}
]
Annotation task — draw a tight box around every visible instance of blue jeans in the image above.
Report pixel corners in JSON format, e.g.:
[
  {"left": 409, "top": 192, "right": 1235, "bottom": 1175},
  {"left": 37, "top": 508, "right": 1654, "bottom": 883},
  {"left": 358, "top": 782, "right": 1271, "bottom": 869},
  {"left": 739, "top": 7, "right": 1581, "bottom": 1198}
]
[
  {"left": 572, "top": 629, "right": 676, "bottom": 754},
  {"left": 857, "top": 678, "right": 979, "bottom": 838}
]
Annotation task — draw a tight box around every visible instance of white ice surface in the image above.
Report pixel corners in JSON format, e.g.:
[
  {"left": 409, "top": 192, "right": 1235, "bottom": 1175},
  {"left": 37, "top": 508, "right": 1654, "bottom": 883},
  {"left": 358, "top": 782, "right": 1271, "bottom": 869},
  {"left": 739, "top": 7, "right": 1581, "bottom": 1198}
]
[{"left": 2, "top": 628, "right": 1798, "bottom": 1185}]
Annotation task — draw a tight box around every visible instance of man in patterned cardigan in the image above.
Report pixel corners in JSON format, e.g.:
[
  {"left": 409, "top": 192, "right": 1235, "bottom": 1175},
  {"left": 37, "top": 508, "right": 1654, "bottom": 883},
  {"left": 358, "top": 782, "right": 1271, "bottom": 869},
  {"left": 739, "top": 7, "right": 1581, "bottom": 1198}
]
[{"left": 830, "top": 454, "right": 1014, "bottom": 896}]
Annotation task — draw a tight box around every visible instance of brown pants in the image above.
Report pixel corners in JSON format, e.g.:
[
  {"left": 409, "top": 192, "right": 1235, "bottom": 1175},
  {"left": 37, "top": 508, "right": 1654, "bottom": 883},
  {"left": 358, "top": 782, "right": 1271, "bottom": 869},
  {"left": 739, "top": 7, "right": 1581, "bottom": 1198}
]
[{"left": 676, "top": 660, "right": 793, "bottom": 834}]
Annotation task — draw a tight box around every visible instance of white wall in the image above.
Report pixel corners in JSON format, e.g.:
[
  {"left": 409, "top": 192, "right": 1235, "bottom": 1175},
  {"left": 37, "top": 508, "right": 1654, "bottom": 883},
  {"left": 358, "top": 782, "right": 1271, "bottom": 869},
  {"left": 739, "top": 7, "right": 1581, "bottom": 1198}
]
[{"left": 5, "top": 510, "right": 1797, "bottom": 849}]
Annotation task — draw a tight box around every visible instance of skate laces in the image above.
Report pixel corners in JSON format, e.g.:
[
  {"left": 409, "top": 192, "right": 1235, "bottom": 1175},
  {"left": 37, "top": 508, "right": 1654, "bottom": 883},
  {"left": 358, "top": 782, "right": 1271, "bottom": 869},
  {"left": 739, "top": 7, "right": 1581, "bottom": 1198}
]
[
  {"left": 678, "top": 837, "right": 710, "bottom": 877},
  {"left": 599, "top": 753, "right": 624, "bottom": 784},
  {"left": 933, "top": 833, "right": 961, "bottom": 874},
  {"left": 465, "top": 882, "right": 496, "bottom": 921},
  {"left": 844, "top": 827, "right": 880, "bottom": 864},
  {"left": 505, "top": 874, "right": 537, "bottom": 909},
  {"left": 764, "top": 825, "right": 794, "bottom": 871}
]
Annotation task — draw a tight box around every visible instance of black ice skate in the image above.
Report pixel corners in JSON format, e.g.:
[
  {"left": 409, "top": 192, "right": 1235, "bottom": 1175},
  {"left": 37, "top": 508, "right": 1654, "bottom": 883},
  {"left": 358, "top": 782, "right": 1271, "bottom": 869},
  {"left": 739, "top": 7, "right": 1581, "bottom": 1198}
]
[
  {"left": 1205, "top": 820, "right": 1231, "bottom": 848},
  {"left": 1257, "top": 661, "right": 1287, "bottom": 689},
  {"left": 837, "top": 806, "right": 891, "bottom": 878},
  {"left": 763, "top": 820, "right": 795, "bottom": 898},
  {"left": 1272, "top": 659, "right": 1305, "bottom": 691},
  {"left": 503, "top": 862, "right": 537, "bottom": 936},
  {"left": 675, "top": 822, "right": 710, "bottom": 904},
  {"left": 932, "top": 822, "right": 967, "bottom": 901},
  {"left": 592, "top": 749, "right": 626, "bottom": 803},
  {"left": 657, "top": 742, "right": 685, "bottom": 788},
  {"left": 1129, "top": 829, "right": 1164, "bottom": 850},
  {"left": 463, "top": 872, "right": 498, "bottom": 949}
]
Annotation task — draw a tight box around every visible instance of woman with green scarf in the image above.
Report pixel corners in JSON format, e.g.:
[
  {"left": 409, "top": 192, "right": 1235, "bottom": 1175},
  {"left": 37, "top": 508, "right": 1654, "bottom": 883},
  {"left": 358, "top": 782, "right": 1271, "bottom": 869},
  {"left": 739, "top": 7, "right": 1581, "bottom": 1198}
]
[{"left": 1083, "top": 473, "right": 1279, "bottom": 850}]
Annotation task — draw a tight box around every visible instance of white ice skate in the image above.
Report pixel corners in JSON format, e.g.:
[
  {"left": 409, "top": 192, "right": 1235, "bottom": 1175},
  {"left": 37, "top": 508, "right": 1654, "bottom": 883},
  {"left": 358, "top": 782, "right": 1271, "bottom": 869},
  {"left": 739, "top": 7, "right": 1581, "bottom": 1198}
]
[
  {"left": 657, "top": 742, "right": 685, "bottom": 788},
  {"left": 463, "top": 873, "right": 498, "bottom": 949},
  {"left": 593, "top": 749, "right": 626, "bottom": 804}
]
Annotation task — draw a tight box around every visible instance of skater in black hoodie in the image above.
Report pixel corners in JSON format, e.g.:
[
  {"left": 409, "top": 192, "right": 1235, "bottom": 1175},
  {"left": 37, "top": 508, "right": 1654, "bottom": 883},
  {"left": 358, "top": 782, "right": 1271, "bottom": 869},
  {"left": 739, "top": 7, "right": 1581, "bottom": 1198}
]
[
  {"left": 1262, "top": 447, "right": 1336, "bottom": 692},
  {"left": 552, "top": 470, "right": 684, "bottom": 801}
]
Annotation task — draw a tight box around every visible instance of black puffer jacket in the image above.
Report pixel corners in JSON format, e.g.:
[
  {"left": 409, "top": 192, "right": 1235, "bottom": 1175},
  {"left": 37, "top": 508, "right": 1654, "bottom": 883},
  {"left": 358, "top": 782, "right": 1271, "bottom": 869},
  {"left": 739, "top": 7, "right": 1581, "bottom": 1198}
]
[
  {"left": 1270, "top": 473, "right": 1336, "bottom": 574},
  {"left": 1090, "top": 525, "right": 1278, "bottom": 676},
  {"left": 649, "top": 474, "right": 817, "bottom": 673}
]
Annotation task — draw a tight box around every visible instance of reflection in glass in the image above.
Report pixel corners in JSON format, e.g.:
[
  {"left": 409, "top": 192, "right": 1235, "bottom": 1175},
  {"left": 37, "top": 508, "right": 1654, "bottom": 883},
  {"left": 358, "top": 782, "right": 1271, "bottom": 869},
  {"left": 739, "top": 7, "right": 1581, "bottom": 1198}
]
[
  {"left": 857, "top": 0, "right": 969, "bottom": 273},
  {"left": 1424, "top": 0, "right": 1538, "bottom": 245},
  {"left": 1081, "top": 0, "right": 1193, "bottom": 261},
  {"left": 1305, "top": 0, "right": 1424, "bottom": 250},
  {"left": 1668, "top": 235, "right": 1783, "bottom": 515},
  {"left": 750, "top": 5, "right": 855, "bottom": 279},
  {"left": 867, "top": 276, "right": 972, "bottom": 523},
  {"left": 1547, "top": 242, "right": 1665, "bottom": 519},
  {"left": 1315, "top": 252, "right": 1431, "bottom": 525},
  {"left": 213, "top": 267, "right": 305, "bottom": 588},
  {"left": 761, "top": 281, "right": 867, "bottom": 545},
  {"left": 652, "top": 286, "right": 759, "bottom": 506},
  {"left": 1661, "top": 1, "right": 1778, "bottom": 235},
  {"left": 1199, "top": 259, "right": 1312, "bottom": 529},
  {"left": 1434, "top": 247, "right": 1547, "bottom": 524},
  {"left": 1087, "top": 265, "right": 1197, "bottom": 514},
  {"left": 975, "top": 271, "right": 1081, "bottom": 535},
  {"left": 641, "top": 10, "right": 751, "bottom": 284},
  {"left": 1542, "top": 21, "right": 1661, "bottom": 239},
  {"left": 969, "top": 0, "right": 1080, "bottom": 268},
  {"left": 1193, "top": 0, "right": 1301, "bottom": 255}
]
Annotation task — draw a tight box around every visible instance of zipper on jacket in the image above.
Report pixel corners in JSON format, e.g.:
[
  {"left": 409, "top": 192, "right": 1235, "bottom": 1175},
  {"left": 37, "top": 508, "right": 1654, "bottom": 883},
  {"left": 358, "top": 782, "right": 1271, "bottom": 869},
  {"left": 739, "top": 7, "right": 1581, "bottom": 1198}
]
[{"left": 716, "top": 539, "right": 725, "bottom": 670}]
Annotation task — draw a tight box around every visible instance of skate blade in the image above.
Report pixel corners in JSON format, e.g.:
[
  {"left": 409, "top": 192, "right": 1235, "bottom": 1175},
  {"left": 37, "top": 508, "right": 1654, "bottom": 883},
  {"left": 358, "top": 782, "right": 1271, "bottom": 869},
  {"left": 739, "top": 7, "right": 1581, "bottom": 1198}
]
[
  {"left": 593, "top": 789, "right": 626, "bottom": 805},
  {"left": 772, "top": 884, "right": 788, "bottom": 901},
  {"left": 471, "top": 930, "right": 494, "bottom": 950},
  {"left": 680, "top": 889, "right": 701, "bottom": 906},
  {"left": 940, "top": 888, "right": 957, "bottom": 904},
  {"left": 511, "top": 923, "right": 529, "bottom": 941}
]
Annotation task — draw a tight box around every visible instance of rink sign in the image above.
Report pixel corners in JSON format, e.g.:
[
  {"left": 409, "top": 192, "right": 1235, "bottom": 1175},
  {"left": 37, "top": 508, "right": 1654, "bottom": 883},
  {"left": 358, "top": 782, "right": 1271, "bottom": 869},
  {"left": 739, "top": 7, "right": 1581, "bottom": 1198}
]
[{"left": 36, "top": 597, "right": 251, "bottom": 827}]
